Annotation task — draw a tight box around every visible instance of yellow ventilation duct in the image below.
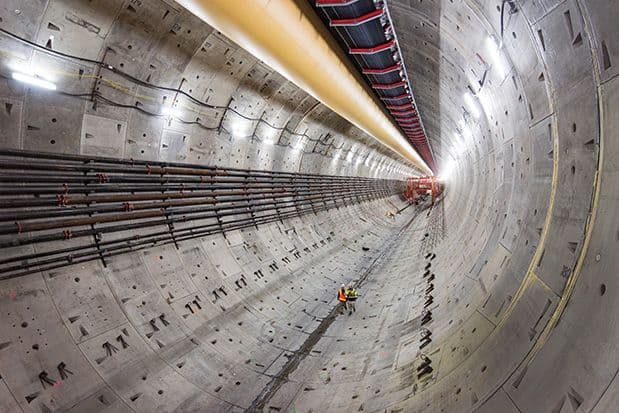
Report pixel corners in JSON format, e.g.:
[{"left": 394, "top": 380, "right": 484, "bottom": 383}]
[{"left": 176, "top": 0, "right": 432, "bottom": 175}]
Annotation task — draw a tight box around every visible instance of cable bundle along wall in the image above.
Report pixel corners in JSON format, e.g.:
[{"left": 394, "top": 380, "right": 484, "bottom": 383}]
[{"left": 0, "top": 150, "right": 404, "bottom": 280}]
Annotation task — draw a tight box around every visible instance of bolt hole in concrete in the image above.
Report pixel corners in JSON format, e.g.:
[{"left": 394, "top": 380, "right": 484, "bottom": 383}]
[{"left": 600, "top": 284, "right": 606, "bottom": 296}]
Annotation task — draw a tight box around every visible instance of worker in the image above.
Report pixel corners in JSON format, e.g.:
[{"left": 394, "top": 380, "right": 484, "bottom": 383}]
[
  {"left": 337, "top": 284, "right": 347, "bottom": 314},
  {"left": 345, "top": 284, "right": 359, "bottom": 315}
]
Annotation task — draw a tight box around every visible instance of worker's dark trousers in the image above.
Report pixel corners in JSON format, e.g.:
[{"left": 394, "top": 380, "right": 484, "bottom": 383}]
[
  {"left": 338, "top": 301, "right": 347, "bottom": 314},
  {"left": 348, "top": 300, "right": 356, "bottom": 314}
]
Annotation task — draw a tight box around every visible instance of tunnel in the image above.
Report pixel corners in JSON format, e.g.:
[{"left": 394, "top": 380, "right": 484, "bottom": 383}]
[{"left": 0, "top": 0, "right": 616, "bottom": 412}]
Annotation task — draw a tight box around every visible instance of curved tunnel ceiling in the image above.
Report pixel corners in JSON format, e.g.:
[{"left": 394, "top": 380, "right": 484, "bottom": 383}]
[
  {"left": 0, "top": 0, "right": 616, "bottom": 412},
  {"left": 173, "top": 0, "right": 433, "bottom": 174}
]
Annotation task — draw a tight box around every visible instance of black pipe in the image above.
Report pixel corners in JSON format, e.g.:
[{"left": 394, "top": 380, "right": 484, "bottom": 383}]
[{"left": 0, "top": 150, "right": 405, "bottom": 279}]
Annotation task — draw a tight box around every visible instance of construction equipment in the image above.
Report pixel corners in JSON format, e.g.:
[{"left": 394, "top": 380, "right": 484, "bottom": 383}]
[{"left": 404, "top": 176, "right": 444, "bottom": 205}]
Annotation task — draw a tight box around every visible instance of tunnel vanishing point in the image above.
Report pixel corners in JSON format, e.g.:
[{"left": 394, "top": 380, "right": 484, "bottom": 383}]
[{"left": 0, "top": 0, "right": 617, "bottom": 412}]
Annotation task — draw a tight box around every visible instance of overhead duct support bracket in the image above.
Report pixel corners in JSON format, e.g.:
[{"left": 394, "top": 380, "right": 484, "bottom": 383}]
[{"left": 175, "top": 0, "right": 431, "bottom": 175}]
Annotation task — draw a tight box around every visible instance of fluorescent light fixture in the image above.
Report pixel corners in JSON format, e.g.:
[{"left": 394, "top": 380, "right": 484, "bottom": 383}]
[
  {"left": 230, "top": 119, "right": 252, "bottom": 138},
  {"left": 464, "top": 92, "right": 481, "bottom": 119},
  {"left": 294, "top": 138, "right": 304, "bottom": 150},
  {"left": 486, "top": 35, "right": 507, "bottom": 78},
  {"left": 477, "top": 89, "right": 492, "bottom": 119},
  {"left": 452, "top": 127, "right": 468, "bottom": 157},
  {"left": 459, "top": 120, "right": 473, "bottom": 140},
  {"left": 12, "top": 72, "right": 57, "bottom": 90},
  {"left": 161, "top": 106, "right": 181, "bottom": 118},
  {"left": 261, "top": 126, "right": 278, "bottom": 145},
  {"left": 486, "top": 35, "right": 499, "bottom": 52}
]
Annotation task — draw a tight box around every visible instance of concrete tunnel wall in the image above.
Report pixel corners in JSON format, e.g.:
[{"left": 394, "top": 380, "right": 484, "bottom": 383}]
[{"left": 0, "top": 0, "right": 617, "bottom": 412}]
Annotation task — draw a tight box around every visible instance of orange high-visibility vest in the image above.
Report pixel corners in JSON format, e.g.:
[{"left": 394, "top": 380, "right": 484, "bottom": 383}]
[{"left": 338, "top": 288, "right": 347, "bottom": 302}]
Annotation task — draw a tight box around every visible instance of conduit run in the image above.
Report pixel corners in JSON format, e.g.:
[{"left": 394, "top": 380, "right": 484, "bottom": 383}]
[
  {"left": 174, "top": 0, "right": 432, "bottom": 175},
  {"left": 0, "top": 150, "right": 404, "bottom": 280}
]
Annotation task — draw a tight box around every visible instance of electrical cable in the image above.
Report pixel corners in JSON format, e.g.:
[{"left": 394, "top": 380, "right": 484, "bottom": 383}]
[
  {"left": 0, "top": 70, "right": 347, "bottom": 156},
  {"left": 0, "top": 27, "right": 347, "bottom": 142},
  {"left": 0, "top": 27, "right": 399, "bottom": 165}
]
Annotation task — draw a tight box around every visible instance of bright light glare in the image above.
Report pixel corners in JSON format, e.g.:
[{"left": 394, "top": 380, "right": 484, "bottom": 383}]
[
  {"left": 486, "top": 36, "right": 507, "bottom": 78},
  {"left": 477, "top": 89, "right": 492, "bottom": 121},
  {"left": 230, "top": 120, "right": 252, "bottom": 138},
  {"left": 294, "top": 138, "right": 304, "bottom": 150},
  {"left": 459, "top": 120, "right": 472, "bottom": 140},
  {"left": 464, "top": 92, "right": 481, "bottom": 119},
  {"left": 12, "top": 72, "right": 56, "bottom": 90},
  {"left": 161, "top": 106, "right": 181, "bottom": 118},
  {"left": 439, "top": 158, "right": 457, "bottom": 180},
  {"left": 453, "top": 140, "right": 466, "bottom": 156},
  {"left": 262, "top": 126, "right": 278, "bottom": 145}
]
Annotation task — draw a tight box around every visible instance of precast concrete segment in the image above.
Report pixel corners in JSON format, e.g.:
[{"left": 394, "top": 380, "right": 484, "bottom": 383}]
[
  {"left": 0, "top": 150, "right": 403, "bottom": 280},
  {"left": 0, "top": 4, "right": 415, "bottom": 179},
  {"left": 174, "top": 0, "right": 432, "bottom": 174},
  {"left": 249, "top": 209, "right": 421, "bottom": 411},
  {"left": 278, "top": 206, "right": 435, "bottom": 411},
  {"left": 0, "top": 197, "right": 411, "bottom": 411},
  {"left": 0, "top": 0, "right": 617, "bottom": 412}
]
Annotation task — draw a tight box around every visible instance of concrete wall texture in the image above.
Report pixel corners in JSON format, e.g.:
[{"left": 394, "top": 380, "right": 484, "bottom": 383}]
[{"left": 0, "top": 0, "right": 616, "bottom": 412}]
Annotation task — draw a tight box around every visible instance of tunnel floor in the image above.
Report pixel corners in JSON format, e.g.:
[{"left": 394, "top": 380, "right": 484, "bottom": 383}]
[
  {"left": 0, "top": 0, "right": 616, "bottom": 411},
  {"left": 1, "top": 195, "right": 437, "bottom": 413},
  {"left": 259, "top": 206, "right": 438, "bottom": 412}
]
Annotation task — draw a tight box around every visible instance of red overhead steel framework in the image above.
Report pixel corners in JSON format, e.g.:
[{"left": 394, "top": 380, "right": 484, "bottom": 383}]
[
  {"left": 404, "top": 176, "right": 444, "bottom": 205},
  {"left": 330, "top": 8, "right": 383, "bottom": 26},
  {"left": 313, "top": 0, "right": 437, "bottom": 173}
]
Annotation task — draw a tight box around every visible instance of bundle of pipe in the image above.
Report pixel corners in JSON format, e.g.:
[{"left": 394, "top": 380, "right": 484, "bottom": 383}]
[{"left": 0, "top": 150, "right": 404, "bottom": 280}]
